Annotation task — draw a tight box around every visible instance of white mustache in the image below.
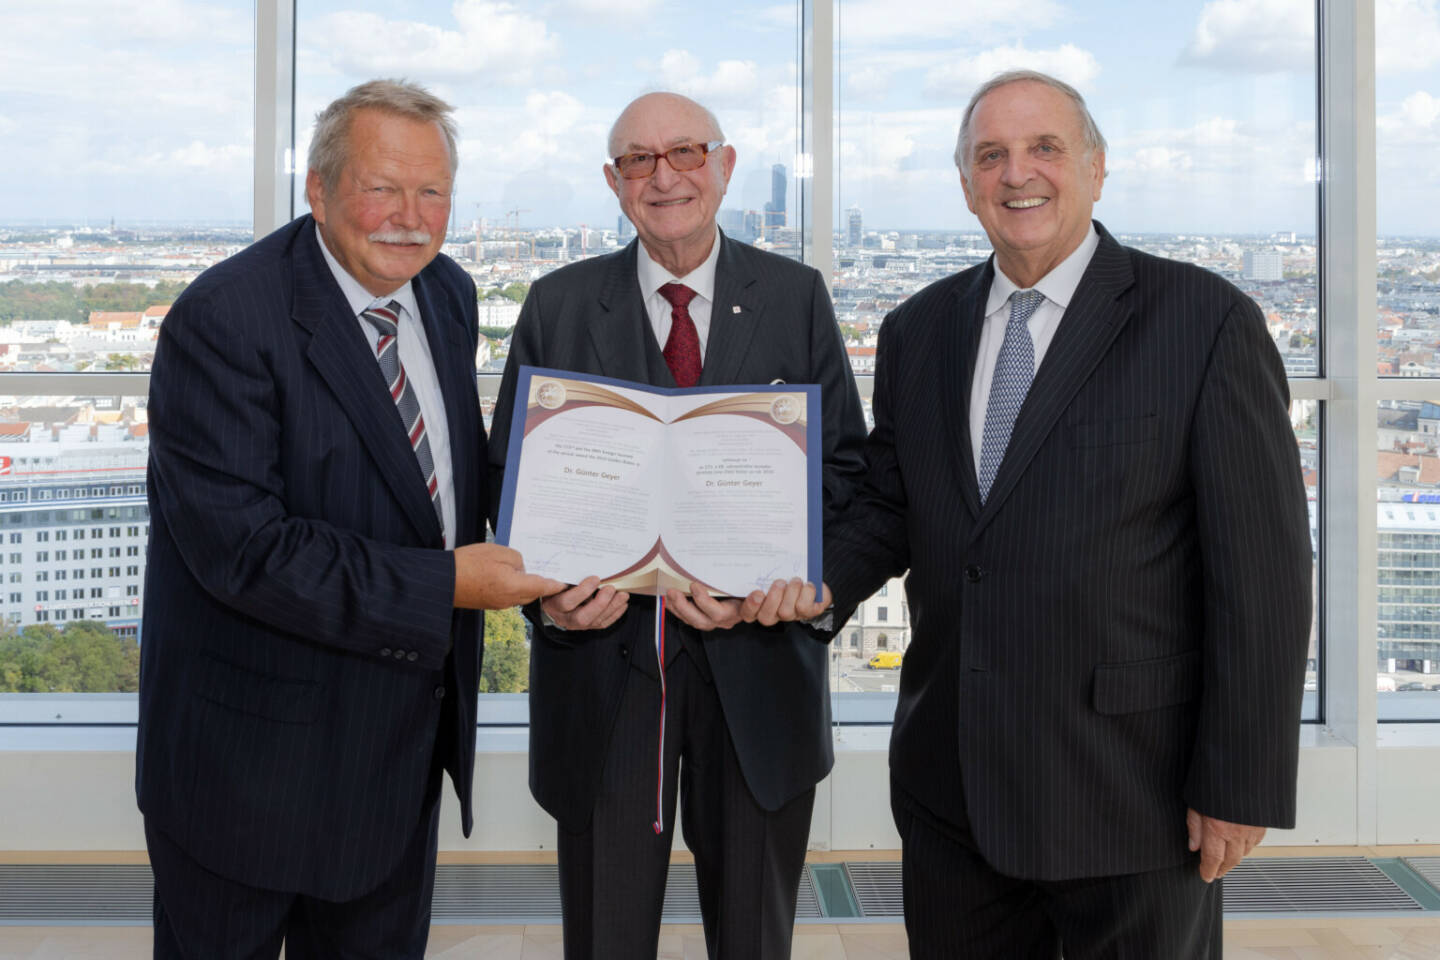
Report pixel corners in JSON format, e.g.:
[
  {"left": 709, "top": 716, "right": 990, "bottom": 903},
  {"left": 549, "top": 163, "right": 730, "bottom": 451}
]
[{"left": 369, "top": 229, "right": 432, "bottom": 245}]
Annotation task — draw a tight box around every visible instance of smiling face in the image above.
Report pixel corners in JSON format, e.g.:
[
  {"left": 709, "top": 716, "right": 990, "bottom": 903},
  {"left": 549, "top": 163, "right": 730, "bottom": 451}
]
[
  {"left": 604, "top": 93, "right": 735, "bottom": 277},
  {"left": 306, "top": 107, "right": 453, "bottom": 297},
  {"left": 959, "top": 80, "right": 1105, "bottom": 289}
]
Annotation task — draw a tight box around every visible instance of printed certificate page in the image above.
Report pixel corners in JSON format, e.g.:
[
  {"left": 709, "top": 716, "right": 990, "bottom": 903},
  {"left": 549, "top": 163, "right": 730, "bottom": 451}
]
[{"left": 494, "top": 366, "right": 821, "bottom": 597}]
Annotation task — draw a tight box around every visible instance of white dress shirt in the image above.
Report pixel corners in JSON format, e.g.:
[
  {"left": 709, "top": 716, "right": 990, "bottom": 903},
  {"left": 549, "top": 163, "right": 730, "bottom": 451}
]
[
  {"left": 315, "top": 224, "right": 457, "bottom": 548},
  {"left": 968, "top": 224, "right": 1101, "bottom": 474},
  {"left": 636, "top": 229, "right": 722, "bottom": 363}
]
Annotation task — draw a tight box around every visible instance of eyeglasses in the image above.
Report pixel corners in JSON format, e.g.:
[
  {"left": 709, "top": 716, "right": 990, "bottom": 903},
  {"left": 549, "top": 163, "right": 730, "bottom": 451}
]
[{"left": 611, "top": 141, "right": 724, "bottom": 180}]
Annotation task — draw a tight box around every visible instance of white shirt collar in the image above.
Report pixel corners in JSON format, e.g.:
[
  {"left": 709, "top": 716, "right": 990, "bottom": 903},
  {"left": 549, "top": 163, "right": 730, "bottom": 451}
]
[
  {"left": 985, "top": 222, "right": 1100, "bottom": 315},
  {"left": 314, "top": 222, "right": 419, "bottom": 321},
  {"left": 636, "top": 228, "right": 721, "bottom": 303}
]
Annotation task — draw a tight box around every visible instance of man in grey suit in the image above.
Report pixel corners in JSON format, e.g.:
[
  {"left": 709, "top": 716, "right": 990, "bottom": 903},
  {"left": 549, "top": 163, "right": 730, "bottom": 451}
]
[
  {"left": 753, "top": 70, "right": 1313, "bottom": 957},
  {"left": 488, "top": 92, "right": 866, "bottom": 959}
]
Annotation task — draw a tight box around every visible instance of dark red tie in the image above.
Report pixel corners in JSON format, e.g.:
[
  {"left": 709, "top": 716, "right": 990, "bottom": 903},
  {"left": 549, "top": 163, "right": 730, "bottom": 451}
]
[{"left": 658, "top": 282, "right": 701, "bottom": 388}]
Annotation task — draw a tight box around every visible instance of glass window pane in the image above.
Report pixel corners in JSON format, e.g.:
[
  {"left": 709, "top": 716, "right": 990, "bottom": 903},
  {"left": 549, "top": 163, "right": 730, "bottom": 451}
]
[
  {"left": 0, "top": 393, "right": 148, "bottom": 693},
  {"left": 0, "top": 1, "right": 255, "bottom": 373},
  {"left": 834, "top": 0, "right": 1318, "bottom": 377},
  {"left": 1377, "top": 400, "right": 1440, "bottom": 719},
  {"left": 1375, "top": 8, "right": 1440, "bottom": 377},
  {"left": 295, "top": 0, "right": 805, "bottom": 362}
]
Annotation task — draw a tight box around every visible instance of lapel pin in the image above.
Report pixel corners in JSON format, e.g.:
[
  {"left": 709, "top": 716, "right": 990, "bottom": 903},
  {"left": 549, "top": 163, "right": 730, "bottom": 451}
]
[{"left": 732, "top": 305, "right": 742, "bottom": 314}]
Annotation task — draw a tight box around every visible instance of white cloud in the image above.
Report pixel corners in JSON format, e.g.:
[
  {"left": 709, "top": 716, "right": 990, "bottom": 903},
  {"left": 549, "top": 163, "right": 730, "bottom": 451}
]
[
  {"left": 1127, "top": 147, "right": 1195, "bottom": 175},
  {"left": 0, "top": 115, "right": 16, "bottom": 136},
  {"left": 313, "top": 1, "right": 557, "bottom": 82},
  {"left": 167, "top": 141, "right": 251, "bottom": 170},
  {"left": 558, "top": 0, "right": 664, "bottom": 15},
  {"left": 1105, "top": 115, "right": 1314, "bottom": 186},
  {"left": 845, "top": 66, "right": 894, "bottom": 103},
  {"left": 0, "top": 0, "right": 247, "bottom": 48},
  {"left": 836, "top": 0, "right": 1065, "bottom": 44},
  {"left": 1377, "top": 0, "right": 1440, "bottom": 72},
  {"left": 655, "top": 50, "right": 763, "bottom": 105},
  {"left": 1401, "top": 90, "right": 1440, "bottom": 126},
  {"left": 922, "top": 44, "right": 1101, "bottom": 99},
  {"left": 1180, "top": 0, "right": 1313, "bottom": 73},
  {"left": 1377, "top": 89, "right": 1440, "bottom": 146}
]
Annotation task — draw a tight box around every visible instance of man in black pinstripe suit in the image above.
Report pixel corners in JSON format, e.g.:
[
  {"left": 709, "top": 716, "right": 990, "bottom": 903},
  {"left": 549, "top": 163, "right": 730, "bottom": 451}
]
[
  {"left": 137, "top": 80, "right": 560, "bottom": 959},
  {"left": 751, "top": 70, "right": 1312, "bottom": 957}
]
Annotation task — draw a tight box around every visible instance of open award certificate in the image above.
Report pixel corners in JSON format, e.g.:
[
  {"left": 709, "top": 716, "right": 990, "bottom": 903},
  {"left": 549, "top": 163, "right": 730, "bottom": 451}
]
[{"left": 494, "top": 366, "right": 822, "bottom": 598}]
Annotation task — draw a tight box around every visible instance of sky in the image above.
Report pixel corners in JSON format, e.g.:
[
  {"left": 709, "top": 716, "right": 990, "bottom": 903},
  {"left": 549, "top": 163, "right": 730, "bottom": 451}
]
[{"left": 0, "top": 0, "right": 1437, "bottom": 236}]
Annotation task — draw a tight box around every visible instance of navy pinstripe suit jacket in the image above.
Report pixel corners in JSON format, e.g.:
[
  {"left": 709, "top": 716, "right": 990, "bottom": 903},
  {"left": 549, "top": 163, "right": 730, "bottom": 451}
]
[
  {"left": 487, "top": 235, "right": 868, "bottom": 828},
  {"left": 137, "top": 215, "right": 486, "bottom": 901},
  {"left": 826, "top": 222, "right": 1313, "bottom": 881}
]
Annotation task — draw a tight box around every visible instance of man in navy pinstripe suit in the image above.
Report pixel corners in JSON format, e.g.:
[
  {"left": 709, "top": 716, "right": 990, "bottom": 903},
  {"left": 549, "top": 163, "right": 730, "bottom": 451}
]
[
  {"left": 751, "top": 70, "right": 1312, "bottom": 957},
  {"left": 137, "top": 80, "right": 561, "bottom": 959}
]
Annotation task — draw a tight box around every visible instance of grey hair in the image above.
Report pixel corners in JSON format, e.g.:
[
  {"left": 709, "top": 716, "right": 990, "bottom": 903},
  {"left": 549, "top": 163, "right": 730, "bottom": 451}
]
[
  {"left": 607, "top": 92, "right": 726, "bottom": 159},
  {"left": 308, "top": 79, "right": 458, "bottom": 193},
  {"left": 953, "top": 69, "right": 1107, "bottom": 176}
]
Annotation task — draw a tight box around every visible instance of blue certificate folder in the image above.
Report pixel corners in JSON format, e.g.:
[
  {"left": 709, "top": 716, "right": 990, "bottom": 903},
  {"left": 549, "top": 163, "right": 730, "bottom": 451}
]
[{"left": 495, "top": 365, "right": 823, "bottom": 597}]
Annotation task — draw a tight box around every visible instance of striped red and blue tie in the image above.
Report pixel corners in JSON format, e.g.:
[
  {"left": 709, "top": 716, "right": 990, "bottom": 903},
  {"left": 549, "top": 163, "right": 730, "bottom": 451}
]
[{"left": 361, "top": 300, "right": 444, "bottom": 534}]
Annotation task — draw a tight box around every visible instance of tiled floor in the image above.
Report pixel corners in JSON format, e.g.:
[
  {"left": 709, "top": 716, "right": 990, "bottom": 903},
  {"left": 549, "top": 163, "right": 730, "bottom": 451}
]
[{"left": 4, "top": 919, "right": 1440, "bottom": 959}]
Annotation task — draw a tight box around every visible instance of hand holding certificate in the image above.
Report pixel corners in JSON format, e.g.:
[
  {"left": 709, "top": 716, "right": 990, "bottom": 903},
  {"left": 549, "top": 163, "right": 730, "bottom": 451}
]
[{"left": 494, "top": 366, "right": 822, "bottom": 598}]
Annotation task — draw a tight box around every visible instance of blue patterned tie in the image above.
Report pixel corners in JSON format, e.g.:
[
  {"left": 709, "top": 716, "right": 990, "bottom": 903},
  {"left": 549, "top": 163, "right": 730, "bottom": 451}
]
[
  {"left": 360, "top": 300, "right": 445, "bottom": 534},
  {"left": 977, "top": 289, "right": 1044, "bottom": 504}
]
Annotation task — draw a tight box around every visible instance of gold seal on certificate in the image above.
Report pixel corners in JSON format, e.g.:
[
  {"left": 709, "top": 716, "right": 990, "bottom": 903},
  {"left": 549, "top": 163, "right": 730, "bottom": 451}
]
[
  {"left": 536, "top": 379, "right": 566, "bottom": 409},
  {"left": 769, "top": 395, "right": 801, "bottom": 425}
]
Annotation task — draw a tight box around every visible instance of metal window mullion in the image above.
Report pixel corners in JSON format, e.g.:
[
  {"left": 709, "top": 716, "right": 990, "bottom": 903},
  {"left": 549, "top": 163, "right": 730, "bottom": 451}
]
[
  {"left": 254, "top": 0, "right": 296, "bottom": 240},
  {"left": 806, "top": 0, "right": 834, "bottom": 289},
  {"left": 1319, "top": 0, "right": 1378, "bottom": 843}
]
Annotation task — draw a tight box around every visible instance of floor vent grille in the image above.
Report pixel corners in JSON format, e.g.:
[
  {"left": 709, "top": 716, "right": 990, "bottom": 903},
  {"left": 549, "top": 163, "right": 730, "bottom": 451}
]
[
  {"left": 1404, "top": 857, "right": 1440, "bottom": 895},
  {"left": 1222, "top": 857, "right": 1423, "bottom": 913},
  {"left": 0, "top": 857, "right": 1433, "bottom": 925},
  {"left": 431, "top": 864, "right": 561, "bottom": 923},
  {"left": 0, "top": 864, "right": 152, "bottom": 924},
  {"left": 846, "top": 861, "right": 904, "bottom": 918}
]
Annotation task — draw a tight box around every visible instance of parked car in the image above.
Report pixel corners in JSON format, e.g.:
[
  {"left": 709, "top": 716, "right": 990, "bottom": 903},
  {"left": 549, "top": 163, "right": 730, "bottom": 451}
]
[{"left": 1397, "top": 680, "right": 1428, "bottom": 691}]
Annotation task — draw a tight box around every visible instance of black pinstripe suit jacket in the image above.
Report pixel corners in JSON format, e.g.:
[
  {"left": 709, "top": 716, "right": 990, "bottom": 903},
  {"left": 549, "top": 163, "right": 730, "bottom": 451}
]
[
  {"left": 487, "top": 234, "right": 868, "bottom": 828},
  {"left": 826, "top": 221, "right": 1313, "bottom": 881},
  {"left": 136, "top": 215, "right": 486, "bottom": 900}
]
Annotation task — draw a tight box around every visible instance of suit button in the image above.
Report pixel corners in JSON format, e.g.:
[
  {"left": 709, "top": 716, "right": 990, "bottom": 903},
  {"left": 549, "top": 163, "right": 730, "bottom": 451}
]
[
  {"left": 393, "top": 649, "right": 406, "bottom": 660},
  {"left": 433, "top": 686, "right": 446, "bottom": 700},
  {"left": 964, "top": 565, "right": 984, "bottom": 583},
  {"left": 406, "top": 651, "right": 418, "bottom": 662},
  {"left": 380, "top": 647, "right": 392, "bottom": 657},
  {"left": 619, "top": 645, "right": 629, "bottom": 658}
]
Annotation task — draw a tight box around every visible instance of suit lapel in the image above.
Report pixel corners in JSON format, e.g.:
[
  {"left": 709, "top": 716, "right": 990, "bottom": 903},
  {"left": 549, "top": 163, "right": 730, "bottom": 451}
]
[
  {"left": 972, "top": 225, "right": 1136, "bottom": 533},
  {"left": 942, "top": 264, "right": 992, "bottom": 521},
  {"left": 699, "top": 233, "right": 762, "bottom": 387},
  {"left": 291, "top": 222, "right": 444, "bottom": 545},
  {"left": 414, "top": 268, "right": 478, "bottom": 542},
  {"left": 589, "top": 242, "right": 657, "bottom": 385}
]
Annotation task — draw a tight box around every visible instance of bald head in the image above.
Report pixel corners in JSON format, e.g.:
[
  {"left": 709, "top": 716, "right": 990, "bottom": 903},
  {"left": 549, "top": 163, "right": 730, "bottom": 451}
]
[
  {"left": 603, "top": 90, "right": 735, "bottom": 278},
  {"left": 608, "top": 92, "right": 725, "bottom": 158}
]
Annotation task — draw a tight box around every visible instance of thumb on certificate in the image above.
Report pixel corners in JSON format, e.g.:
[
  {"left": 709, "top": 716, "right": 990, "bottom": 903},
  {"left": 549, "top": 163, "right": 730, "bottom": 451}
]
[{"left": 452, "top": 542, "right": 563, "bottom": 609}]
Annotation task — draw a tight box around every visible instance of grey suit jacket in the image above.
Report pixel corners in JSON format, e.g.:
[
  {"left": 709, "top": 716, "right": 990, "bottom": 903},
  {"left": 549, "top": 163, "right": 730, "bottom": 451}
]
[
  {"left": 488, "top": 234, "right": 867, "bottom": 828},
  {"left": 825, "top": 221, "right": 1313, "bottom": 881}
]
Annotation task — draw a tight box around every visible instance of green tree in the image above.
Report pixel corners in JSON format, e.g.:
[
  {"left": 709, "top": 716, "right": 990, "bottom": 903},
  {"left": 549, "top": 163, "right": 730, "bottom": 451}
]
[
  {"left": 103, "top": 353, "right": 142, "bottom": 371},
  {"left": 0, "top": 620, "right": 139, "bottom": 693},
  {"left": 477, "top": 325, "right": 512, "bottom": 341},
  {"left": 481, "top": 607, "right": 530, "bottom": 693},
  {"left": 499, "top": 282, "right": 529, "bottom": 303}
]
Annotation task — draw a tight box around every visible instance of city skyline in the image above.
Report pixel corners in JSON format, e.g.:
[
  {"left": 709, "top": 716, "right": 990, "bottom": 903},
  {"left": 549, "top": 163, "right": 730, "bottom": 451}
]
[{"left": 0, "top": 0, "right": 1437, "bottom": 235}]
